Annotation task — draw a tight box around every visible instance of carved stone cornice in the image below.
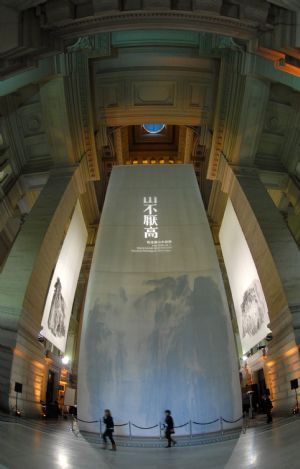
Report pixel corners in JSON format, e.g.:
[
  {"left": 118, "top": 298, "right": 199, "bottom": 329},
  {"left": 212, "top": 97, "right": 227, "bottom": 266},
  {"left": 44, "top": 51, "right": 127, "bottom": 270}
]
[
  {"left": 0, "top": 198, "right": 15, "bottom": 232},
  {"left": 207, "top": 46, "right": 272, "bottom": 180},
  {"left": 259, "top": 5, "right": 297, "bottom": 51},
  {"left": 1, "top": 1, "right": 299, "bottom": 80},
  {"left": 215, "top": 155, "right": 260, "bottom": 194},
  {"left": 64, "top": 35, "right": 111, "bottom": 181},
  {"left": 0, "top": 5, "right": 64, "bottom": 79},
  {"left": 280, "top": 98, "right": 300, "bottom": 173},
  {"left": 65, "top": 53, "right": 100, "bottom": 181},
  {"left": 113, "top": 127, "right": 129, "bottom": 166},
  {"left": 67, "top": 33, "right": 111, "bottom": 58},
  {"left": 267, "top": 0, "right": 300, "bottom": 9},
  {"left": 207, "top": 49, "right": 245, "bottom": 180},
  {"left": 47, "top": 11, "right": 260, "bottom": 41},
  {"left": 177, "top": 126, "right": 194, "bottom": 164},
  {"left": 1, "top": 96, "right": 27, "bottom": 173}
]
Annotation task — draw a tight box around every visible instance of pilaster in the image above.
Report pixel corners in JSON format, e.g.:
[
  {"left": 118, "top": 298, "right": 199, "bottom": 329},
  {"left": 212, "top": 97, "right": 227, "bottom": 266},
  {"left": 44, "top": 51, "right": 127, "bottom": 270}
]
[{"left": 208, "top": 50, "right": 270, "bottom": 179}]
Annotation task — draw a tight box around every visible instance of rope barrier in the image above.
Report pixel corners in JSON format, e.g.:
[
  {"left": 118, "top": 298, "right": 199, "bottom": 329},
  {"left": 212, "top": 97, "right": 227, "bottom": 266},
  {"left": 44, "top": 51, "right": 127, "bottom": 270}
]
[
  {"left": 74, "top": 416, "right": 244, "bottom": 426},
  {"left": 193, "top": 418, "right": 220, "bottom": 425},
  {"left": 131, "top": 423, "right": 159, "bottom": 430},
  {"left": 74, "top": 417, "right": 99, "bottom": 424},
  {"left": 222, "top": 416, "right": 244, "bottom": 424},
  {"left": 174, "top": 422, "right": 189, "bottom": 429}
]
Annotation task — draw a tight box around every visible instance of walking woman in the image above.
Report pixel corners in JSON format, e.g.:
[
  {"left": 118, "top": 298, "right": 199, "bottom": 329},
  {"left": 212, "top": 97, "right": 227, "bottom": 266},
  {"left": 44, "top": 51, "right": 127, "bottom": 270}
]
[
  {"left": 102, "top": 409, "right": 117, "bottom": 451},
  {"left": 164, "top": 410, "right": 177, "bottom": 448}
]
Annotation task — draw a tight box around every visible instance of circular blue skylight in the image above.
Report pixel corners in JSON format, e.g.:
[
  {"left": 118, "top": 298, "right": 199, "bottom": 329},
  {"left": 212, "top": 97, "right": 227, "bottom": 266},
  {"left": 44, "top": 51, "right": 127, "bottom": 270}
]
[{"left": 143, "top": 123, "right": 165, "bottom": 134}]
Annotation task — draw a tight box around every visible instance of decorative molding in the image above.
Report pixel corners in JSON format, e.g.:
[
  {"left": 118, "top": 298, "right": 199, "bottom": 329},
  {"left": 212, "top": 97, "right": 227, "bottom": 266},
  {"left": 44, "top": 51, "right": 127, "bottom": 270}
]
[
  {"left": 280, "top": 100, "right": 300, "bottom": 174},
  {"left": 0, "top": 2, "right": 299, "bottom": 79},
  {"left": 177, "top": 126, "right": 194, "bottom": 164},
  {"left": 259, "top": 170, "right": 289, "bottom": 190},
  {"left": 113, "top": 127, "right": 129, "bottom": 165},
  {"left": 45, "top": 11, "right": 263, "bottom": 42},
  {"left": 207, "top": 50, "right": 245, "bottom": 180},
  {"left": 94, "top": 68, "right": 215, "bottom": 126},
  {"left": 64, "top": 35, "right": 112, "bottom": 181},
  {"left": 67, "top": 33, "right": 111, "bottom": 58},
  {"left": 133, "top": 81, "right": 175, "bottom": 106},
  {"left": 1, "top": 96, "right": 27, "bottom": 174},
  {"left": 268, "top": 0, "right": 300, "bottom": 9},
  {"left": 198, "top": 32, "right": 236, "bottom": 55},
  {"left": 65, "top": 52, "right": 101, "bottom": 181},
  {"left": 208, "top": 55, "right": 270, "bottom": 178},
  {"left": 258, "top": 7, "right": 297, "bottom": 51}
]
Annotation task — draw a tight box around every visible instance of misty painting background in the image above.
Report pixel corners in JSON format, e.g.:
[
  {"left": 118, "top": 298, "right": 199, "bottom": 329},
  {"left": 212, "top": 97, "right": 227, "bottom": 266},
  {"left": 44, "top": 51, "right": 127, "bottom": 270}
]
[{"left": 78, "top": 165, "right": 242, "bottom": 435}]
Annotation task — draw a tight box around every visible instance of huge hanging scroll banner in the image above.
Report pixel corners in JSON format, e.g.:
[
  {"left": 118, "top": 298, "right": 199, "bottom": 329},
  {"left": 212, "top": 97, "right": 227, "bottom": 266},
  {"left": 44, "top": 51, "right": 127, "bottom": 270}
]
[
  {"left": 219, "top": 199, "right": 271, "bottom": 354},
  {"left": 78, "top": 165, "right": 242, "bottom": 435},
  {"left": 41, "top": 201, "right": 87, "bottom": 353}
]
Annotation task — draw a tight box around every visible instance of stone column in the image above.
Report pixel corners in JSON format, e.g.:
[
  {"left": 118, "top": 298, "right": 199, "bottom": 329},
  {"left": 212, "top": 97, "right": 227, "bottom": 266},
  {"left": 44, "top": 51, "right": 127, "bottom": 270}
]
[
  {"left": 0, "top": 165, "right": 83, "bottom": 415},
  {"left": 222, "top": 163, "right": 300, "bottom": 413}
]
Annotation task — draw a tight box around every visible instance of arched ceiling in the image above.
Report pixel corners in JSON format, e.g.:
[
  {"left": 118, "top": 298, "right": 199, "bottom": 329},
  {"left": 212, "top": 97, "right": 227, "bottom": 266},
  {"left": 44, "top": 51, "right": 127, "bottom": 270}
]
[
  {"left": 1, "top": 1, "right": 300, "bottom": 79},
  {"left": 0, "top": 4, "right": 300, "bottom": 252}
]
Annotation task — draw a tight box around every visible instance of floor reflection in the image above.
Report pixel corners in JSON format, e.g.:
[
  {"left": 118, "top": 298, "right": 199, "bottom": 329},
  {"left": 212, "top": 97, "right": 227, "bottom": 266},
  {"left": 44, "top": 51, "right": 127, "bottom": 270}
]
[{"left": 0, "top": 418, "right": 299, "bottom": 469}]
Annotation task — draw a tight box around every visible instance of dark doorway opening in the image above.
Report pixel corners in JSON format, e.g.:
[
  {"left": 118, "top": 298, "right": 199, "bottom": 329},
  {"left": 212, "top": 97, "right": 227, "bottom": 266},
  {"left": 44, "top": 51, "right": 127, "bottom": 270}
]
[
  {"left": 256, "top": 367, "right": 267, "bottom": 401},
  {"left": 46, "top": 370, "right": 55, "bottom": 403}
]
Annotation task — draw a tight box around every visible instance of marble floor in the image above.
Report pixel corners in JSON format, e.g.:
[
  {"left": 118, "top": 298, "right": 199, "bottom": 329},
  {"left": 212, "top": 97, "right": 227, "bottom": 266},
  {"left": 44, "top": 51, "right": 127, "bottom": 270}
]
[{"left": 0, "top": 417, "right": 299, "bottom": 469}]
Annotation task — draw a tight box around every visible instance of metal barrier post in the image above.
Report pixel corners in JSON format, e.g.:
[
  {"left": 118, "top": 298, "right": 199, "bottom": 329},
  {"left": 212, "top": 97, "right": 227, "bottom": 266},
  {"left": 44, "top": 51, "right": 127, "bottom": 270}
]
[
  {"left": 129, "top": 421, "right": 132, "bottom": 440},
  {"left": 189, "top": 420, "right": 192, "bottom": 439},
  {"left": 242, "top": 414, "right": 247, "bottom": 434},
  {"left": 159, "top": 422, "right": 162, "bottom": 439},
  {"left": 220, "top": 417, "right": 223, "bottom": 435},
  {"left": 99, "top": 419, "right": 102, "bottom": 437}
]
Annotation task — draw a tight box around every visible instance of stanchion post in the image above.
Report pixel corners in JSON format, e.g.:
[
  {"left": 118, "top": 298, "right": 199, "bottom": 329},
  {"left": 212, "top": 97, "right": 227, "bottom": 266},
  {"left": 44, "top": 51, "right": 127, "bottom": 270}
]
[
  {"left": 129, "top": 421, "right": 132, "bottom": 440},
  {"left": 220, "top": 417, "right": 223, "bottom": 435},
  {"left": 159, "top": 422, "right": 162, "bottom": 440},
  {"left": 243, "top": 414, "right": 247, "bottom": 434},
  {"left": 99, "top": 419, "right": 102, "bottom": 437},
  {"left": 189, "top": 420, "right": 192, "bottom": 439},
  {"left": 71, "top": 416, "right": 74, "bottom": 432}
]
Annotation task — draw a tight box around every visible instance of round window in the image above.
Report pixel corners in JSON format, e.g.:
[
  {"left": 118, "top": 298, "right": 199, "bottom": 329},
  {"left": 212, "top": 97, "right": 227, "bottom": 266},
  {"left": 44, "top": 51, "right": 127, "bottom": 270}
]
[{"left": 143, "top": 123, "right": 165, "bottom": 134}]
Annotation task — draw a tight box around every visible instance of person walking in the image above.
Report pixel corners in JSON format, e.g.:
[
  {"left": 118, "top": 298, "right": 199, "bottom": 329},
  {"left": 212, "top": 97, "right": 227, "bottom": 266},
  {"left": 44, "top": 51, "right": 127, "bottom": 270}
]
[
  {"left": 265, "top": 396, "right": 273, "bottom": 423},
  {"left": 102, "top": 409, "right": 117, "bottom": 451},
  {"left": 164, "top": 410, "right": 177, "bottom": 448},
  {"left": 262, "top": 395, "right": 273, "bottom": 423}
]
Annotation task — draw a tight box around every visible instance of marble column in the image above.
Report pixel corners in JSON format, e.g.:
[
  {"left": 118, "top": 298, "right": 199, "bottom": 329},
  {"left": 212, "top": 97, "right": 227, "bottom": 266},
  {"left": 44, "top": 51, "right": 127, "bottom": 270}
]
[{"left": 0, "top": 166, "right": 81, "bottom": 415}]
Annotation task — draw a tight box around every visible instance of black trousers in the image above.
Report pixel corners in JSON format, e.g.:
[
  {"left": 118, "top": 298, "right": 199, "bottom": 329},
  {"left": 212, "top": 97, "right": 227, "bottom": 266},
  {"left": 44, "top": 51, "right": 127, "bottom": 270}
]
[
  {"left": 102, "top": 429, "right": 115, "bottom": 445},
  {"left": 165, "top": 429, "right": 175, "bottom": 446}
]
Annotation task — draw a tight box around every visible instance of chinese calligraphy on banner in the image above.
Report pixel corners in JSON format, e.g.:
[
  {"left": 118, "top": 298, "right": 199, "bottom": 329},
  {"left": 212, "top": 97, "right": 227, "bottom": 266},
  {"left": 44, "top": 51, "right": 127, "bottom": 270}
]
[
  {"left": 143, "top": 196, "right": 158, "bottom": 239},
  {"left": 131, "top": 195, "right": 173, "bottom": 253},
  {"left": 141, "top": 195, "right": 172, "bottom": 252}
]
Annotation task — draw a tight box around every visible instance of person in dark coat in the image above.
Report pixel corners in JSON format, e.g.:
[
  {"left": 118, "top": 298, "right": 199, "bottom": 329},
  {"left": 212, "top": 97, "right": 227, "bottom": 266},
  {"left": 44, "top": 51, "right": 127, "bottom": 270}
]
[
  {"left": 164, "top": 410, "right": 177, "bottom": 448},
  {"left": 102, "top": 409, "right": 116, "bottom": 450},
  {"left": 262, "top": 396, "right": 273, "bottom": 423}
]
